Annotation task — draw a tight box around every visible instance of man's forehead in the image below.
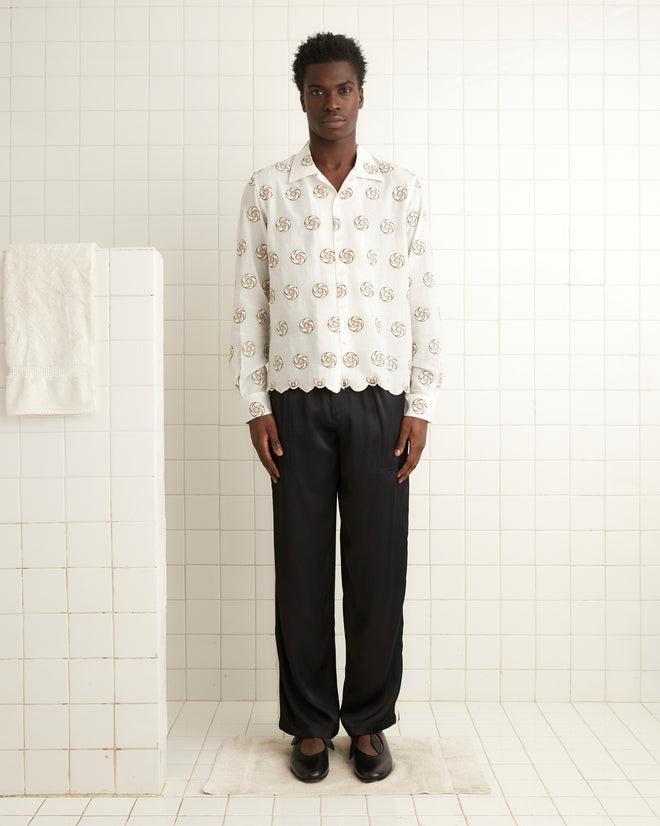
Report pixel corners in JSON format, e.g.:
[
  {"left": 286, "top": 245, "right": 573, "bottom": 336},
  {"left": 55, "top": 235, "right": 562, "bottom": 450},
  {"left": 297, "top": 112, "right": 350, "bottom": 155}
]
[{"left": 303, "top": 61, "right": 359, "bottom": 86}]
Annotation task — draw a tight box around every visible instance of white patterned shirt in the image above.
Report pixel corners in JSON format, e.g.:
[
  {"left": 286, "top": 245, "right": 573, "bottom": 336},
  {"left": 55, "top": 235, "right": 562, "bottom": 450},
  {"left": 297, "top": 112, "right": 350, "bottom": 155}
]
[{"left": 230, "top": 142, "right": 442, "bottom": 422}]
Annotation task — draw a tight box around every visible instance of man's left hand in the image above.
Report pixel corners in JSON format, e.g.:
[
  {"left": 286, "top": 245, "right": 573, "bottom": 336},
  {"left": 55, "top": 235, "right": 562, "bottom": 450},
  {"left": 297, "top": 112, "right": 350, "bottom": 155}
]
[{"left": 394, "top": 416, "right": 428, "bottom": 483}]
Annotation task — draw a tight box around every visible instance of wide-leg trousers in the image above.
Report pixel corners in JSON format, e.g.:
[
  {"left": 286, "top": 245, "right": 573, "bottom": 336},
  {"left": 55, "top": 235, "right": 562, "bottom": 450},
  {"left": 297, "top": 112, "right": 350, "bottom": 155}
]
[{"left": 270, "top": 386, "right": 409, "bottom": 739}]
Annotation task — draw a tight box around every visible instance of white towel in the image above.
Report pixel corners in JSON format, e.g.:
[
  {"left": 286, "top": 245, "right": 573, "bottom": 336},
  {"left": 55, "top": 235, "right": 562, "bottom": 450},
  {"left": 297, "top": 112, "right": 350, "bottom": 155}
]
[{"left": 3, "top": 243, "right": 97, "bottom": 415}]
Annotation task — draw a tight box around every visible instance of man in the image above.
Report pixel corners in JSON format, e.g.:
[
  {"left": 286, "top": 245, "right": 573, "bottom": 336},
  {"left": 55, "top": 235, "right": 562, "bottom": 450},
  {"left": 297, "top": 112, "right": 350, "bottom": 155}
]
[{"left": 230, "top": 32, "right": 442, "bottom": 783}]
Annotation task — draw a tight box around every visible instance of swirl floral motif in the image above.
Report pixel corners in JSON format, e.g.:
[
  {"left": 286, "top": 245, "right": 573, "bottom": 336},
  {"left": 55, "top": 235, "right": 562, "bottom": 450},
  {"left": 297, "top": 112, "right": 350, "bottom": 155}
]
[
  {"left": 367, "top": 376, "right": 378, "bottom": 385},
  {"left": 290, "top": 249, "right": 307, "bottom": 265},
  {"left": 259, "top": 185, "right": 272, "bottom": 200},
  {"left": 256, "top": 309, "right": 267, "bottom": 325},
  {"left": 283, "top": 284, "right": 299, "bottom": 300},
  {"left": 423, "top": 271, "right": 435, "bottom": 287},
  {"left": 314, "top": 378, "right": 326, "bottom": 388},
  {"left": 275, "top": 321, "right": 288, "bottom": 336},
  {"left": 375, "top": 317, "right": 382, "bottom": 332},
  {"left": 392, "top": 186, "right": 407, "bottom": 202},
  {"left": 353, "top": 215, "right": 369, "bottom": 231},
  {"left": 412, "top": 398, "right": 427, "bottom": 414},
  {"left": 414, "top": 306, "right": 430, "bottom": 321},
  {"left": 343, "top": 352, "right": 359, "bottom": 367},
  {"left": 339, "top": 188, "right": 353, "bottom": 199},
  {"left": 304, "top": 215, "right": 320, "bottom": 230},
  {"left": 367, "top": 250, "right": 377, "bottom": 266},
  {"left": 411, "top": 342, "right": 417, "bottom": 356},
  {"left": 407, "top": 210, "right": 419, "bottom": 227},
  {"left": 293, "top": 353, "right": 309, "bottom": 370},
  {"left": 272, "top": 356, "right": 284, "bottom": 371},
  {"left": 237, "top": 239, "right": 247, "bottom": 256},
  {"left": 233, "top": 308, "right": 246, "bottom": 324},
  {"left": 333, "top": 216, "right": 341, "bottom": 231},
  {"left": 379, "top": 286, "right": 394, "bottom": 302},
  {"left": 313, "top": 183, "right": 329, "bottom": 198},
  {"left": 337, "top": 283, "right": 347, "bottom": 298},
  {"left": 365, "top": 186, "right": 380, "bottom": 200},
  {"left": 327, "top": 317, "right": 340, "bottom": 332},
  {"left": 429, "top": 338, "right": 441, "bottom": 354},
  {"left": 289, "top": 380, "right": 299, "bottom": 389},
  {"left": 380, "top": 218, "right": 394, "bottom": 235},
  {"left": 319, "top": 248, "right": 336, "bottom": 264},
  {"left": 339, "top": 248, "right": 355, "bottom": 264},
  {"left": 386, "top": 356, "right": 398, "bottom": 371},
  {"left": 418, "top": 369, "right": 433, "bottom": 386},
  {"left": 241, "top": 273, "right": 257, "bottom": 289},
  {"left": 242, "top": 340, "right": 256, "bottom": 357},
  {"left": 321, "top": 352, "right": 337, "bottom": 368},
  {"left": 411, "top": 239, "right": 426, "bottom": 255},
  {"left": 389, "top": 253, "right": 405, "bottom": 269},
  {"left": 268, "top": 252, "right": 279, "bottom": 268},
  {"left": 363, "top": 162, "right": 378, "bottom": 174},
  {"left": 371, "top": 351, "right": 385, "bottom": 367},
  {"left": 379, "top": 161, "right": 393, "bottom": 173},
  {"left": 268, "top": 288, "right": 275, "bottom": 304},
  {"left": 275, "top": 161, "right": 291, "bottom": 172},
  {"left": 312, "top": 283, "right": 328, "bottom": 298},
  {"left": 247, "top": 205, "right": 261, "bottom": 222},
  {"left": 249, "top": 401, "right": 265, "bottom": 417},
  {"left": 301, "top": 154, "right": 313, "bottom": 166},
  {"left": 348, "top": 316, "right": 364, "bottom": 332},
  {"left": 250, "top": 368, "right": 265, "bottom": 385},
  {"left": 299, "top": 317, "right": 314, "bottom": 334},
  {"left": 360, "top": 281, "right": 374, "bottom": 297},
  {"left": 264, "top": 343, "right": 269, "bottom": 358},
  {"left": 276, "top": 217, "right": 291, "bottom": 232},
  {"left": 256, "top": 244, "right": 268, "bottom": 259},
  {"left": 391, "top": 321, "right": 406, "bottom": 338},
  {"left": 285, "top": 186, "right": 301, "bottom": 200}
]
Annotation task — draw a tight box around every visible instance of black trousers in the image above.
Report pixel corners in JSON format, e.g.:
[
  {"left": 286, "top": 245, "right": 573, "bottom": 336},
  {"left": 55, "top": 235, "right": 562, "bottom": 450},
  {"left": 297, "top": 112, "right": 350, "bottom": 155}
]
[{"left": 270, "top": 386, "right": 409, "bottom": 739}]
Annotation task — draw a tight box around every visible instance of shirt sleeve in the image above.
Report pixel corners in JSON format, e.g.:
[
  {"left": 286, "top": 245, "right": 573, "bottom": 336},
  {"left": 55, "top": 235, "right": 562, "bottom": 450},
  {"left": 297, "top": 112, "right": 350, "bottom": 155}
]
[
  {"left": 404, "top": 178, "right": 443, "bottom": 422},
  {"left": 230, "top": 176, "right": 273, "bottom": 422}
]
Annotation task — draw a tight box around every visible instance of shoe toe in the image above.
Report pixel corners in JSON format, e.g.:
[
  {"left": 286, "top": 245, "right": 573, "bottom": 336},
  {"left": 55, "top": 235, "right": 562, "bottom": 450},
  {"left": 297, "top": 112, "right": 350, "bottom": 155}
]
[
  {"left": 352, "top": 732, "right": 393, "bottom": 783},
  {"left": 290, "top": 740, "right": 329, "bottom": 782}
]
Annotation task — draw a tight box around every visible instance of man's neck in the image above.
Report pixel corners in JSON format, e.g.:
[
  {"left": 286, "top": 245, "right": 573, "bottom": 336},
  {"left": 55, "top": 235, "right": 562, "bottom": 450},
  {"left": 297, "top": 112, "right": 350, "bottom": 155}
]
[{"left": 308, "top": 134, "right": 358, "bottom": 192}]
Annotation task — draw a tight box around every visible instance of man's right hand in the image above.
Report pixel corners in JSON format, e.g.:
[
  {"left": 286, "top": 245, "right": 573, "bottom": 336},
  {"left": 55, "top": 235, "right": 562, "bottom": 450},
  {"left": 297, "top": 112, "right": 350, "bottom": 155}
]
[{"left": 248, "top": 414, "right": 283, "bottom": 483}]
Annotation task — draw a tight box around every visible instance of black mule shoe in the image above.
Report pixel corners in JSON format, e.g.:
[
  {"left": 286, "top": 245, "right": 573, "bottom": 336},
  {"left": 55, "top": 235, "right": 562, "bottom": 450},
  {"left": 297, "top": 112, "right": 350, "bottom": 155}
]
[
  {"left": 290, "top": 736, "right": 334, "bottom": 782},
  {"left": 350, "top": 731, "right": 392, "bottom": 782}
]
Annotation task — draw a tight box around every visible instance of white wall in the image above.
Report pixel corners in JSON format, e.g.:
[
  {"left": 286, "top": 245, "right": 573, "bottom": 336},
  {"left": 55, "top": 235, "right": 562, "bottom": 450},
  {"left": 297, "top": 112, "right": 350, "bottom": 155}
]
[
  {"left": 0, "top": 248, "right": 166, "bottom": 794},
  {"left": 2, "top": 0, "right": 659, "bottom": 706}
]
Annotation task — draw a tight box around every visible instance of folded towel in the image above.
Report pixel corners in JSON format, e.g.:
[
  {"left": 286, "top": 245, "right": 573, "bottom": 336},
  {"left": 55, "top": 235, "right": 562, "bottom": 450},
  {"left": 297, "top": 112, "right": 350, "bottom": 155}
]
[{"left": 3, "top": 242, "right": 97, "bottom": 415}]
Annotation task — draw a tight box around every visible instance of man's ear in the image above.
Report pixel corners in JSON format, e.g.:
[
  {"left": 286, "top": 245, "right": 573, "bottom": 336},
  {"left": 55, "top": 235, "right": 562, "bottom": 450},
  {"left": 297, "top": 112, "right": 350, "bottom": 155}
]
[
  {"left": 359, "top": 87, "right": 364, "bottom": 109},
  {"left": 300, "top": 93, "right": 306, "bottom": 113}
]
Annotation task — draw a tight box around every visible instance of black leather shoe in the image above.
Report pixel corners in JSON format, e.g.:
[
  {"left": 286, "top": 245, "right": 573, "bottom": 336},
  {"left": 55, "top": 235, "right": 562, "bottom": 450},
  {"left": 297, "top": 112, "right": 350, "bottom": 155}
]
[
  {"left": 350, "top": 731, "right": 392, "bottom": 782},
  {"left": 290, "top": 736, "right": 334, "bottom": 782}
]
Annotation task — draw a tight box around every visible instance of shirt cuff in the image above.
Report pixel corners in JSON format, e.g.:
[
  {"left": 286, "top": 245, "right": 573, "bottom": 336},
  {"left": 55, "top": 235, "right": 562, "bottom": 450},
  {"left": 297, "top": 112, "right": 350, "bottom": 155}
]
[
  {"left": 404, "top": 392, "right": 435, "bottom": 422},
  {"left": 240, "top": 391, "right": 272, "bottom": 423}
]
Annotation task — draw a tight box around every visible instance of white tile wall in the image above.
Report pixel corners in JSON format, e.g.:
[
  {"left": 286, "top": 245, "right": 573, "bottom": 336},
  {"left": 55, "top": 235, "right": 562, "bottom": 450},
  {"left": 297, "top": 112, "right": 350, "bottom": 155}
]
[
  {"left": 1, "top": 0, "right": 659, "bottom": 726},
  {"left": 0, "top": 247, "right": 166, "bottom": 795}
]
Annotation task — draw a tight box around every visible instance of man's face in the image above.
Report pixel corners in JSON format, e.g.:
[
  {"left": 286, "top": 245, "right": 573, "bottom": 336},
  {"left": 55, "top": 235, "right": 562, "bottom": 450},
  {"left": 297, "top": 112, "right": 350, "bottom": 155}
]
[{"left": 300, "top": 60, "right": 364, "bottom": 143}]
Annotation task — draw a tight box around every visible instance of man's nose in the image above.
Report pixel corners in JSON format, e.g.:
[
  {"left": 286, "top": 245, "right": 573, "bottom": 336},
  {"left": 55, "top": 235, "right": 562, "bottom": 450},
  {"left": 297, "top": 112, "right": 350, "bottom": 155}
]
[{"left": 325, "top": 92, "right": 340, "bottom": 110}]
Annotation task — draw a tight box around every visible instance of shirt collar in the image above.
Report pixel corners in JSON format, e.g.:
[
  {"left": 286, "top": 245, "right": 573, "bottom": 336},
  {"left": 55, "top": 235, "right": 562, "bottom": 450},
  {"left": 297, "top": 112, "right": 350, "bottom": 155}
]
[{"left": 289, "top": 142, "right": 385, "bottom": 184}]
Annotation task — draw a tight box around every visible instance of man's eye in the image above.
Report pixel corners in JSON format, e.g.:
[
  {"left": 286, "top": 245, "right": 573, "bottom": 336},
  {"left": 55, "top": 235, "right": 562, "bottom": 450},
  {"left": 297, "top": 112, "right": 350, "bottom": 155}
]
[{"left": 341, "top": 88, "right": 352, "bottom": 94}]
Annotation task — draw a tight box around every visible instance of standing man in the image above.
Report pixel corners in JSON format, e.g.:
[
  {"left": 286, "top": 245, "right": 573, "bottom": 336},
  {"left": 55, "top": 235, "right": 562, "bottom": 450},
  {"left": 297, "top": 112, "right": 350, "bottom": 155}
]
[{"left": 230, "top": 32, "right": 442, "bottom": 783}]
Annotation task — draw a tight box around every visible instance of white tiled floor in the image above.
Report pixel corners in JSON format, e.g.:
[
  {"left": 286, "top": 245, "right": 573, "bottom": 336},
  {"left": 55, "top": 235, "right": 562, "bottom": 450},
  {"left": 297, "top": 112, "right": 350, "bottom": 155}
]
[{"left": 1, "top": 701, "right": 659, "bottom": 825}]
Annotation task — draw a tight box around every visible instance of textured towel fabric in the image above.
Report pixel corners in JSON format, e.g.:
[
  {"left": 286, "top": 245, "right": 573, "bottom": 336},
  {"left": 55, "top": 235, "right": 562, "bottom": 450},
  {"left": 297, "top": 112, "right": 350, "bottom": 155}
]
[
  {"left": 202, "top": 735, "right": 491, "bottom": 796},
  {"left": 4, "top": 243, "right": 96, "bottom": 415}
]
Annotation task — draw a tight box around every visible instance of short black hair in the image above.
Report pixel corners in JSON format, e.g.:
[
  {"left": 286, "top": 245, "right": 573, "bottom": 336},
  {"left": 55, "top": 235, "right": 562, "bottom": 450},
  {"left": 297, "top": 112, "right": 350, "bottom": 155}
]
[{"left": 292, "top": 32, "right": 367, "bottom": 94}]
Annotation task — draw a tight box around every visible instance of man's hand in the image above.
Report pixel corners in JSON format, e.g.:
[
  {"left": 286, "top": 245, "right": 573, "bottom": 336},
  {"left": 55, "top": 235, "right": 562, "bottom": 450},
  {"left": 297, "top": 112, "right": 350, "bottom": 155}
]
[
  {"left": 394, "top": 415, "right": 428, "bottom": 483},
  {"left": 248, "top": 414, "right": 283, "bottom": 483}
]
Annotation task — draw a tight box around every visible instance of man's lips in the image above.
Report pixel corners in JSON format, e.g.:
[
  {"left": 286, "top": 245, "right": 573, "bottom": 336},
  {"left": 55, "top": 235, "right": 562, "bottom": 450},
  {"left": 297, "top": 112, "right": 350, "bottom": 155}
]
[{"left": 322, "top": 118, "right": 345, "bottom": 124}]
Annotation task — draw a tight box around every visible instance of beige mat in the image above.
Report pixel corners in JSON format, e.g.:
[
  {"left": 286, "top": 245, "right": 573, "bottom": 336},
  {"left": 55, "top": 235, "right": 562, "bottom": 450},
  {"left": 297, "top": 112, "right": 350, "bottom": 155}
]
[{"left": 202, "top": 735, "right": 491, "bottom": 796}]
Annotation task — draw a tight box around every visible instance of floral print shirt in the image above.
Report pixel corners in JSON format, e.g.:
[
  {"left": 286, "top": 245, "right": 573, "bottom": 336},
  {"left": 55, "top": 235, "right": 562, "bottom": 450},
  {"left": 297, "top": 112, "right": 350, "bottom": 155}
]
[{"left": 230, "top": 142, "right": 442, "bottom": 422}]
